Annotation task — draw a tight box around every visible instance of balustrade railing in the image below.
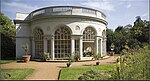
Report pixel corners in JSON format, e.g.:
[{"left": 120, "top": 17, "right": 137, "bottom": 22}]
[{"left": 30, "top": 6, "right": 106, "bottom": 20}]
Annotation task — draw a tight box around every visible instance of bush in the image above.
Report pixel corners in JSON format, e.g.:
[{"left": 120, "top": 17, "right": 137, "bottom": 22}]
[
  {"left": 1, "top": 34, "right": 15, "bottom": 59},
  {"left": 73, "top": 51, "right": 80, "bottom": 62},
  {"left": 78, "top": 44, "right": 150, "bottom": 80},
  {"left": 43, "top": 52, "right": 51, "bottom": 61},
  {"left": 78, "top": 69, "right": 112, "bottom": 80},
  {"left": 83, "top": 52, "right": 94, "bottom": 57},
  {"left": 112, "top": 44, "right": 150, "bottom": 80}
]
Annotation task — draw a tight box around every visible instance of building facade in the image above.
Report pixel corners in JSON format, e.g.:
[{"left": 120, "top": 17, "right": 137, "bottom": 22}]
[{"left": 14, "top": 6, "right": 107, "bottom": 60}]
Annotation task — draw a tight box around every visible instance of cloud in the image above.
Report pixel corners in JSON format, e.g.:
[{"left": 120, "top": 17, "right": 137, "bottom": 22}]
[
  {"left": 81, "top": 0, "right": 115, "bottom": 11},
  {"left": 2, "top": 2, "right": 38, "bottom": 13},
  {"left": 142, "top": 13, "right": 148, "bottom": 17},
  {"left": 119, "top": 2, "right": 124, "bottom": 5},
  {"left": 126, "top": 4, "right": 131, "bottom": 8}
]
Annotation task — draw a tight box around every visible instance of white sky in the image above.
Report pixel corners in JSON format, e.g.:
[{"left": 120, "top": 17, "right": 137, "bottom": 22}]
[{"left": 1, "top": 0, "right": 149, "bottom": 30}]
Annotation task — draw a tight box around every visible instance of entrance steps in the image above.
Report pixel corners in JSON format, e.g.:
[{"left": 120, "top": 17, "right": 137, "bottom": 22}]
[
  {"left": 82, "top": 57, "right": 93, "bottom": 61},
  {"left": 101, "top": 55, "right": 110, "bottom": 60},
  {"left": 32, "top": 55, "right": 111, "bottom": 62}
]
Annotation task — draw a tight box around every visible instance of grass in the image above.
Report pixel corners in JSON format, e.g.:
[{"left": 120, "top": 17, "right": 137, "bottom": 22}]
[
  {"left": 0, "top": 60, "right": 16, "bottom": 64},
  {"left": 59, "top": 64, "right": 115, "bottom": 80},
  {"left": 0, "top": 68, "right": 34, "bottom": 80}
]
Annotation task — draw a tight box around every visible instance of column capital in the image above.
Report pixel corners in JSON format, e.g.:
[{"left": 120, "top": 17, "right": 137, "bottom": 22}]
[
  {"left": 44, "top": 35, "right": 51, "bottom": 40},
  {"left": 44, "top": 37, "right": 47, "bottom": 40},
  {"left": 95, "top": 35, "right": 101, "bottom": 37},
  {"left": 95, "top": 36, "right": 100, "bottom": 39},
  {"left": 103, "top": 36, "right": 107, "bottom": 39},
  {"left": 71, "top": 35, "right": 82, "bottom": 40},
  {"left": 51, "top": 34, "right": 54, "bottom": 37},
  {"left": 51, "top": 35, "right": 54, "bottom": 39},
  {"left": 71, "top": 36, "right": 75, "bottom": 40},
  {"left": 80, "top": 36, "right": 83, "bottom": 40},
  {"left": 102, "top": 38, "right": 107, "bottom": 41},
  {"left": 30, "top": 36, "right": 34, "bottom": 40}
]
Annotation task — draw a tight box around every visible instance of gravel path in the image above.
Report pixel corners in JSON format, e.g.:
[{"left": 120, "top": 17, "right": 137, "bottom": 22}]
[{"left": 1, "top": 56, "right": 117, "bottom": 80}]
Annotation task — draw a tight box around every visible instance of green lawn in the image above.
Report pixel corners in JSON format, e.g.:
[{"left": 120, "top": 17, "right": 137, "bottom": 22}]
[
  {"left": 59, "top": 64, "right": 115, "bottom": 80},
  {"left": 0, "top": 68, "right": 34, "bottom": 80},
  {"left": 0, "top": 60, "right": 16, "bottom": 64}
]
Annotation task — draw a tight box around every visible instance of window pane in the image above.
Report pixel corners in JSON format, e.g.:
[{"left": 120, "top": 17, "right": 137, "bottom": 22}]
[
  {"left": 34, "top": 28, "right": 44, "bottom": 58},
  {"left": 54, "top": 26, "right": 71, "bottom": 59}
]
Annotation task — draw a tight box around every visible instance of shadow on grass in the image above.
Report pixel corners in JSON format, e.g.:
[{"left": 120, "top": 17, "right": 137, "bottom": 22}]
[
  {"left": 57, "top": 66, "right": 67, "bottom": 68},
  {"left": 0, "top": 60, "right": 16, "bottom": 64},
  {"left": 106, "top": 61, "right": 116, "bottom": 64},
  {"left": 16, "top": 60, "right": 24, "bottom": 63},
  {"left": 58, "top": 69, "right": 61, "bottom": 80},
  {"left": 82, "top": 64, "right": 94, "bottom": 66}
]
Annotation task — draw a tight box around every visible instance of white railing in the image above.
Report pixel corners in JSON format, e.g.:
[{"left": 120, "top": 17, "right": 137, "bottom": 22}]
[
  {"left": 32, "top": 9, "right": 45, "bottom": 17},
  {"left": 31, "top": 6, "right": 106, "bottom": 20}
]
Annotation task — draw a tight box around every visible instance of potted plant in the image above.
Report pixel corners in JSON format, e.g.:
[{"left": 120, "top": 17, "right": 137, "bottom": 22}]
[
  {"left": 93, "top": 53, "right": 101, "bottom": 65},
  {"left": 66, "top": 55, "right": 72, "bottom": 67},
  {"left": 66, "top": 60, "right": 72, "bottom": 67},
  {"left": 43, "top": 52, "right": 51, "bottom": 61},
  {"left": 74, "top": 51, "right": 80, "bottom": 62},
  {"left": 21, "top": 43, "right": 31, "bottom": 62},
  {"left": 110, "top": 43, "right": 115, "bottom": 56}
]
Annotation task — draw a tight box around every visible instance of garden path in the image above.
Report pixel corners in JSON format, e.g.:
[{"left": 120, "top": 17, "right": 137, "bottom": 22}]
[{"left": 1, "top": 56, "right": 117, "bottom": 80}]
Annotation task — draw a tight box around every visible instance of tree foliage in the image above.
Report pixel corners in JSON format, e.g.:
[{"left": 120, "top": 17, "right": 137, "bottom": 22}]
[
  {"left": 107, "top": 16, "right": 149, "bottom": 53},
  {"left": 104, "top": 16, "right": 150, "bottom": 80},
  {"left": 131, "top": 16, "right": 149, "bottom": 43},
  {"left": 0, "top": 12, "right": 16, "bottom": 59},
  {"left": 106, "top": 29, "right": 114, "bottom": 51}
]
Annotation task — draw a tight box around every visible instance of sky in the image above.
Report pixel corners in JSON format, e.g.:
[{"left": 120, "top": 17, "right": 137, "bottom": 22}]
[{"left": 1, "top": 0, "right": 149, "bottom": 30}]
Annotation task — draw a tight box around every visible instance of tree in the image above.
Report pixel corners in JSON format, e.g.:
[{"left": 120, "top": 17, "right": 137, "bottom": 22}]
[
  {"left": 131, "top": 16, "right": 149, "bottom": 43},
  {"left": 106, "top": 28, "right": 114, "bottom": 51},
  {"left": 0, "top": 12, "right": 16, "bottom": 59},
  {"left": 115, "top": 26, "right": 124, "bottom": 33},
  {"left": 108, "top": 16, "right": 149, "bottom": 54}
]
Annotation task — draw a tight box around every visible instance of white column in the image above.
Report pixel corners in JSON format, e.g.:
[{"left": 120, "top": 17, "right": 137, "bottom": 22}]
[
  {"left": 71, "top": 37, "right": 75, "bottom": 56},
  {"left": 79, "top": 36, "right": 83, "bottom": 60},
  {"left": 44, "top": 38, "right": 47, "bottom": 53},
  {"left": 104, "top": 38, "right": 107, "bottom": 55},
  {"left": 29, "top": 37, "right": 32, "bottom": 58},
  {"left": 32, "top": 37, "right": 35, "bottom": 58},
  {"left": 95, "top": 37, "right": 99, "bottom": 54},
  {"left": 51, "top": 36, "right": 54, "bottom": 60},
  {"left": 100, "top": 38, "right": 103, "bottom": 57}
]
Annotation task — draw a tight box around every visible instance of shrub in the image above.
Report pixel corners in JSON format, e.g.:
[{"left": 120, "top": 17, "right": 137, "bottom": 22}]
[
  {"left": 83, "top": 52, "right": 94, "bottom": 57},
  {"left": 73, "top": 51, "right": 80, "bottom": 62},
  {"left": 78, "top": 44, "right": 150, "bottom": 80},
  {"left": 78, "top": 69, "right": 112, "bottom": 80},
  {"left": 43, "top": 52, "right": 51, "bottom": 61},
  {"left": 112, "top": 44, "right": 150, "bottom": 80}
]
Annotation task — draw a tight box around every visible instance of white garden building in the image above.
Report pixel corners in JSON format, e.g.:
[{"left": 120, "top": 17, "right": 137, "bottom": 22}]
[{"left": 14, "top": 6, "right": 107, "bottom": 60}]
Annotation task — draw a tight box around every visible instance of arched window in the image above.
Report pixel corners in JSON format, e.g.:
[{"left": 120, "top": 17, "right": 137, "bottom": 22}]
[
  {"left": 54, "top": 26, "right": 71, "bottom": 59},
  {"left": 83, "top": 27, "right": 96, "bottom": 41},
  {"left": 34, "top": 28, "right": 44, "bottom": 58},
  {"left": 83, "top": 27, "right": 96, "bottom": 57}
]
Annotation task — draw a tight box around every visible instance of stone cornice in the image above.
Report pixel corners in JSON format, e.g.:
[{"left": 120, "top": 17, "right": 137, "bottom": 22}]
[
  {"left": 29, "top": 15, "right": 108, "bottom": 25},
  {"left": 16, "top": 36, "right": 32, "bottom": 38}
]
